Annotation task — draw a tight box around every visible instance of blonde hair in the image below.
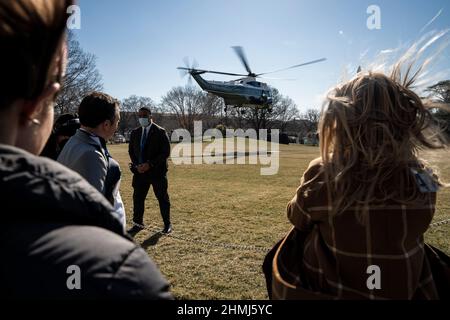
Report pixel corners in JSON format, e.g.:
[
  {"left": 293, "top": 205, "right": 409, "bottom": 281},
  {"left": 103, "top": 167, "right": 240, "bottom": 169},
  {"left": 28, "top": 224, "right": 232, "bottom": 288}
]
[{"left": 314, "top": 65, "right": 448, "bottom": 223}]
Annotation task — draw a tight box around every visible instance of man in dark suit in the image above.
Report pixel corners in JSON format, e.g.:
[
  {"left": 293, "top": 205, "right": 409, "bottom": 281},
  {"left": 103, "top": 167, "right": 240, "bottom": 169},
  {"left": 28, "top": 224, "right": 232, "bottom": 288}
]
[{"left": 128, "top": 107, "right": 172, "bottom": 234}]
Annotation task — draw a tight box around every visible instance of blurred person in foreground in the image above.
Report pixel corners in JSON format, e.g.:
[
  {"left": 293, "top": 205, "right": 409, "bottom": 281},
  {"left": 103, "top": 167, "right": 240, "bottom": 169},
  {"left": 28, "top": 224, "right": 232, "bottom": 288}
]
[{"left": 0, "top": 0, "right": 172, "bottom": 299}]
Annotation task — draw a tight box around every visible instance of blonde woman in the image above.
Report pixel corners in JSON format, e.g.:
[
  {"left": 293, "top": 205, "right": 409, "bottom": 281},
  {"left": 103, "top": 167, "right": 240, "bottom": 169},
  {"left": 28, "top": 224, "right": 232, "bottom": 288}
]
[{"left": 265, "top": 64, "right": 450, "bottom": 300}]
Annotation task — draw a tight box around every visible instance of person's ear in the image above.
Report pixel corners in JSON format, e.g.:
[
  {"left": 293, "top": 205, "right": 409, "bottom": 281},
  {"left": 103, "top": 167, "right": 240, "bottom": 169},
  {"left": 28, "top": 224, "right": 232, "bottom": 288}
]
[
  {"left": 101, "top": 120, "right": 109, "bottom": 131},
  {"left": 104, "top": 119, "right": 114, "bottom": 130},
  {"left": 20, "top": 83, "right": 61, "bottom": 126}
]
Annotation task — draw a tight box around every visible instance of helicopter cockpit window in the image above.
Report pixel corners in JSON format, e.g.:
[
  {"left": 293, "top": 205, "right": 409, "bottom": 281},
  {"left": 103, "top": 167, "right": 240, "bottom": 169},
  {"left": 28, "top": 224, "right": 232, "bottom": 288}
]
[
  {"left": 262, "top": 90, "right": 272, "bottom": 97},
  {"left": 247, "top": 81, "right": 260, "bottom": 87}
]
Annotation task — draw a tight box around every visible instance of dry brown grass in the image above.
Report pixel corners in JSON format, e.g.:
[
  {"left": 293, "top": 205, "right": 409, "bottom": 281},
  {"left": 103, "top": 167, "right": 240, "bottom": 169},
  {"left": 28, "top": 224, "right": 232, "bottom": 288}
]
[{"left": 109, "top": 141, "right": 449, "bottom": 299}]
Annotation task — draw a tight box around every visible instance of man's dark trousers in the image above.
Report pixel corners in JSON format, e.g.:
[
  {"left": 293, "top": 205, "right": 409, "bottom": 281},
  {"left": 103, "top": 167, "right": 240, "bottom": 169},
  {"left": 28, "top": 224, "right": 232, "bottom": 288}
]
[{"left": 132, "top": 173, "right": 170, "bottom": 227}]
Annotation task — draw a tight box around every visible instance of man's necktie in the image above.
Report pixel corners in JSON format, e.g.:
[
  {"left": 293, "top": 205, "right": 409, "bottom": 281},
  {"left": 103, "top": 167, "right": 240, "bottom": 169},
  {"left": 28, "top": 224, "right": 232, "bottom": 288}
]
[{"left": 139, "top": 128, "right": 147, "bottom": 164}]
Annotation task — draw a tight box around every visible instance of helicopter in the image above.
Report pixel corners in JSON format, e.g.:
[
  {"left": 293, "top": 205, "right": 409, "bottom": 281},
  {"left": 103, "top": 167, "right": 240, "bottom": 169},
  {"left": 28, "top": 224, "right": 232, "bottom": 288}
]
[{"left": 177, "top": 46, "right": 326, "bottom": 112}]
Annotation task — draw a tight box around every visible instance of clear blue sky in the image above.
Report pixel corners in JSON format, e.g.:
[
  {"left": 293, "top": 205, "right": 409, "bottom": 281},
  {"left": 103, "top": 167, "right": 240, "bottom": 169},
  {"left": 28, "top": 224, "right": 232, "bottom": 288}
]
[{"left": 75, "top": 0, "right": 450, "bottom": 112}]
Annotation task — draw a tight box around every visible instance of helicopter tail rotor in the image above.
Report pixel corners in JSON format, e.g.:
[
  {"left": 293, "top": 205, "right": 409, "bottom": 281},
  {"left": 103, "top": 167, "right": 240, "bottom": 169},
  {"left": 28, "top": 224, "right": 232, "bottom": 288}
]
[{"left": 178, "top": 57, "right": 200, "bottom": 85}]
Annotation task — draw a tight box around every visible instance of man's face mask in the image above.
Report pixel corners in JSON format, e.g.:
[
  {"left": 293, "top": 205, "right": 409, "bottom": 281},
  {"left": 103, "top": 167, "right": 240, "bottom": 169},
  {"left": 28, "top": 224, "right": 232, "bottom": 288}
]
[{"left": 139, "top": 118, "right": 150, "bottom": 127}]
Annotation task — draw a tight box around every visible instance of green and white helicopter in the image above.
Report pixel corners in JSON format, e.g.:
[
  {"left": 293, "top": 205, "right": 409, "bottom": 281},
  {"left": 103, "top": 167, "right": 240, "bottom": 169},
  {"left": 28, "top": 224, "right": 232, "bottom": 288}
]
[{"left": 178, "top": 46, "right": 326, "bottom": 112}]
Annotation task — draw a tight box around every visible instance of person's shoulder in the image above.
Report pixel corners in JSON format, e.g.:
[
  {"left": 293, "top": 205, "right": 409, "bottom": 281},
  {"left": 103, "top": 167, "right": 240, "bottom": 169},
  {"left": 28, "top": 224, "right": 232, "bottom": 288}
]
[
  {"left": 58, "top": 132, "right": 98, "bottom": 156},
  {"left": 151, "top": 122, "right": 167, "bottom": 133},
  {"left": 131, "top": 126, "right": 142, "bottom": 134},
  {"left": 1, "top": 147, "right": 121, "bottom": 229},
  {"left": 23, "top": 224, "right": 134, "bottom": 260},
  {"left": 9, "top": 224, "right": 172, "bottom": 299},
  {"left": 307, "top": 157, "right": 323, "bottom": 168},
  {"left": 296, "top": 157, "right": 326, "bottom": 209},
  {"left": 2, "top": 145, "right": 81, "bottom": 181},
  {"left": 28, "top": 152, "right": 109, "bottom": 202},
  {"left": 59, "top": 140, "right": 105, "bottom": 169},
  {"left": 59, "top": 225, "right": 172, "bottom": 299},
  {"left": 41, "top": 225, "right": 138, "bottom": 264},
  {"left": 77, "top": 146, "right": 107, "bottom": 163},
  {"left": 304, "top": 157, "right": 323, "bottom": 179}
]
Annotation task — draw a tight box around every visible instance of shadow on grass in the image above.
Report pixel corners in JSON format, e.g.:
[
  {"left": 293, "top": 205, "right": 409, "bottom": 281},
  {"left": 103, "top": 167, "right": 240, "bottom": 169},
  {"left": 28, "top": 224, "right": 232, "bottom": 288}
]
[
  {"left": 141, "top": 231, "right": 163, "bottom": 249},
  {"left": 128, "top": 228, "right": 142, "bottom": 238}
]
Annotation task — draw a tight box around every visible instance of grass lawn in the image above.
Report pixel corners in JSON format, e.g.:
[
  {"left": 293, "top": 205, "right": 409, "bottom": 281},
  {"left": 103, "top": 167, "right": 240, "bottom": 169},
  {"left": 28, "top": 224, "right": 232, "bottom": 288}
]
[{"left": 109, "top": 141, "right": 450, "bottom": 299}]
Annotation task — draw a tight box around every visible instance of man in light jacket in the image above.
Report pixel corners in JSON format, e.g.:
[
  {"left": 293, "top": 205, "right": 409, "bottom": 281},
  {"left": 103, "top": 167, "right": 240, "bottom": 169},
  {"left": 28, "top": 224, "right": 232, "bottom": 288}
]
[{"left": 58, "top": 92, "right": 126, "bottom": 227}]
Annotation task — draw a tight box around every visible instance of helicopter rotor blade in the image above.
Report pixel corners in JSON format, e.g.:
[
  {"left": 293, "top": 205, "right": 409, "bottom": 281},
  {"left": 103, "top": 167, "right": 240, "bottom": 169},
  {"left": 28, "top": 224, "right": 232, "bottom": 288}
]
[
  {"left": 176, "top": 67, "right": 247, "bottom": 77},
  {"left": 258, "top": 76, "right": 298, "bottom": 81},
  {"left": 231, "top": 46, "right": 253, "bottom": 75},
  {"left": 180, "top": 57, "right": 199, "bottom": 72},
  {"left": 202, "top": 70, "right": 248, "bottom": 76},
  {"left": 256, "top": 58, "right": 327, "bottom": 76}
]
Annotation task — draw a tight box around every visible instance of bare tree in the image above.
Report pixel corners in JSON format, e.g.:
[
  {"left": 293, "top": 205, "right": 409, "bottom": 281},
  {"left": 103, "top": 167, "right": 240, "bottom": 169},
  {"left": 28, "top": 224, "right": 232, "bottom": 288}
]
[
  {"left": 160, "top": 85, "right": 297, "bottom": 134},
  {"left": 160, "top": 85, "right": 208, "bottom": 133},
  {"left": 202, "top": 93, "right": 224, "bottom": 128},
  {"left": 426, "top": 80, "right": 450, "bottom": 103},
  {"left": 300, "top": 108, "right": 321, "bottom": 133},
  {"left": 426, "top": 80, "right": 450, "bottom": 136},
  {"left": 240, "top": 87, "right": 299, "bottom": 132},
  {"left": 55, "top": 32, "right": 103, "bottom": 114},
  {"left": 272, "top": 96, "right": 299, "bottom": 131}
]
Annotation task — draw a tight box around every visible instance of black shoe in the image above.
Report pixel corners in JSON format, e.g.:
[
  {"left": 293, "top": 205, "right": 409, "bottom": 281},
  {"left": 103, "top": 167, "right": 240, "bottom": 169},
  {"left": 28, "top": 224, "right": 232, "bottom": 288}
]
[
  {"left": 162, "top": 224, "right": 172, "bottom": 234},
  {"left": 127, "top": 224, "right": 144, "bottom": 235}
]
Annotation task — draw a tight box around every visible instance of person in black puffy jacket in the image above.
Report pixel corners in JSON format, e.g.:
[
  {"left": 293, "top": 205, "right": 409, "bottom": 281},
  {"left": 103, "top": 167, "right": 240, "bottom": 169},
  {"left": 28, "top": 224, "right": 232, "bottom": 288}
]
[{"left": 0, "top": 0, "right": 172, "bottom": 299}]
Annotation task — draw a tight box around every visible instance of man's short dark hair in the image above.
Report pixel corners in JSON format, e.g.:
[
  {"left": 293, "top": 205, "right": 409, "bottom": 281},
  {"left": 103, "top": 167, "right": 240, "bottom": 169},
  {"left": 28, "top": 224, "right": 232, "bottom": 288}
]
[
  {"left": 139, "top": 107, "right": 152, "bottom": 115},
  {"left": 78, "top": 92, "right": 120, "bottom": 128}
]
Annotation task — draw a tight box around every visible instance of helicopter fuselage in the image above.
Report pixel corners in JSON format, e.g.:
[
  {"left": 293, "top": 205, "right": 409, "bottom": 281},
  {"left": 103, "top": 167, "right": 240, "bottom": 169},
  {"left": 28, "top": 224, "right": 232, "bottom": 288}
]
[
  {"left": 179, "top": 46, "right": 326, "bottom": 110},
  {"left": 190, "top": 71, "right": 273, "bottom": 108}
]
